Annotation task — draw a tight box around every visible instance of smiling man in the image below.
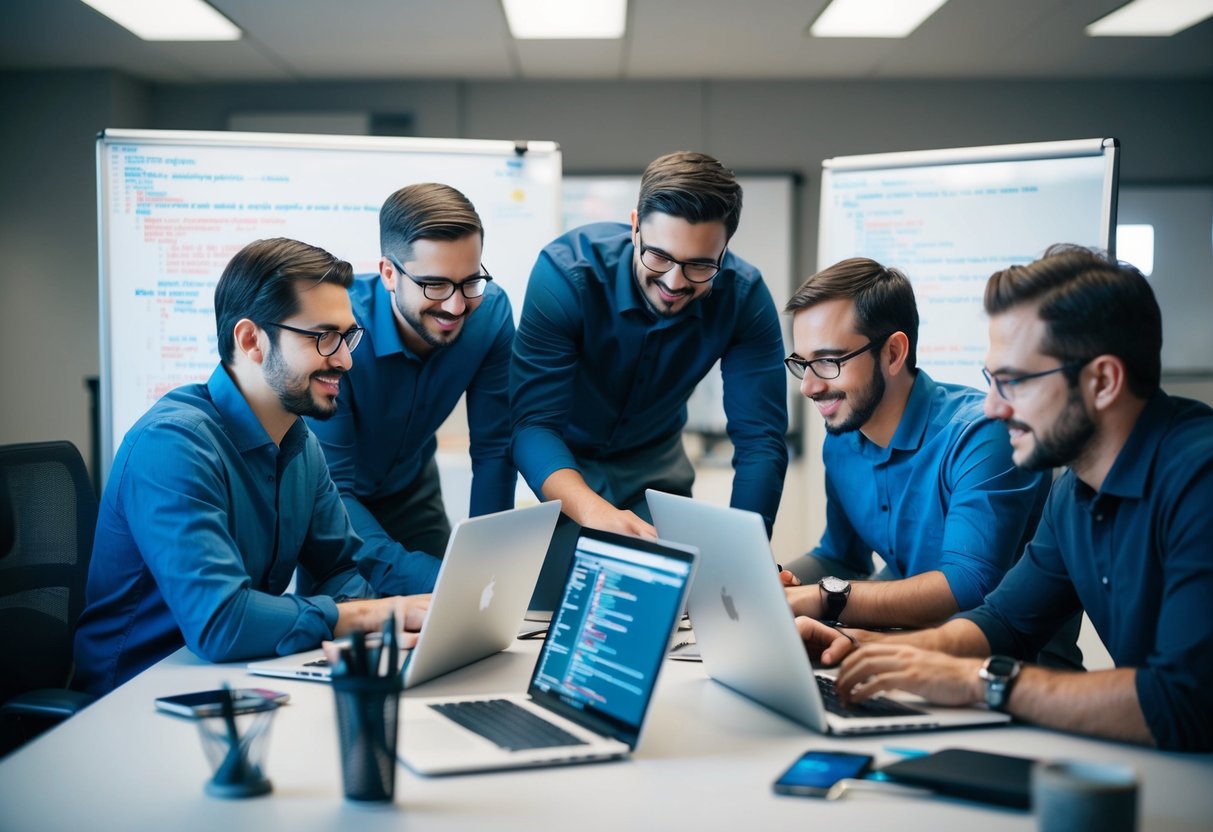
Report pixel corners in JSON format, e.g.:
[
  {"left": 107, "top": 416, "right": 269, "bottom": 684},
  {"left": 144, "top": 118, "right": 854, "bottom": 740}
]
[
  {"left": 799, "top": 245, "right": 1213, "bottom": 751},
  {"left": 74, "top": 238, "right": 428, "bottom": 695},
  {"left": 308, "top": 184, "right": 516, "bottom": 596},
  {"left": 780, "top": 258, "right": 1054, "bottom": 638},
  {"left": 510, "top": 152, "right": 788, "bottom": 595}
]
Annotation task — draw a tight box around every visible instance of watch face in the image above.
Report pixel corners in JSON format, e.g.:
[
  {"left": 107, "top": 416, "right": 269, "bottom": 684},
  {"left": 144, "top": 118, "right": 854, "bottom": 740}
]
[
  {"left": 985, "top": 655, "right": 1017, "bottom": 677},
  {"left": 820, "top": 576, "right": 849, "bottom": 594}
]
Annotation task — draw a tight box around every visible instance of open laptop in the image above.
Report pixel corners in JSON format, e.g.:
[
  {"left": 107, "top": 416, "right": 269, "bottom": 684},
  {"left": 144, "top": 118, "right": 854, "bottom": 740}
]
[
  {"left": 398, "top": 528, "right": 697, "bottom": 775},
  {"left": 647, "top": 490, "right": 1011, "bottom": 735},
  {"left": 248, "top": 500, "right": 561, "bottom": 688}
]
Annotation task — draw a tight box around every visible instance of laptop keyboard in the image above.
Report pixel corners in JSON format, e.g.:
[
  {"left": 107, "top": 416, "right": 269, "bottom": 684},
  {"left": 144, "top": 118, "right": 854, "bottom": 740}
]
[
  {"left": 816, "top": 675, "right": 928, "bottom": 719},
  {"left": 430, "top": 699, "right": 589, "bottom": 751}
]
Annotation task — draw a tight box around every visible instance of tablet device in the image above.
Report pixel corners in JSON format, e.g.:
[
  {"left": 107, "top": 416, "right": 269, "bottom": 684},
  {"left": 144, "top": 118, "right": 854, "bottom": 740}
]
[{"left": 879, "top": 748, "right": 1035, "bottom": 808}]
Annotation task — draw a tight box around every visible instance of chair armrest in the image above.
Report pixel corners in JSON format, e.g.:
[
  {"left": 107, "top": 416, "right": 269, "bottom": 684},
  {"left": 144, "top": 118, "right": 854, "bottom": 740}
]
[{"left": 1, "top": 689, "right": 96, "bottom": 720}]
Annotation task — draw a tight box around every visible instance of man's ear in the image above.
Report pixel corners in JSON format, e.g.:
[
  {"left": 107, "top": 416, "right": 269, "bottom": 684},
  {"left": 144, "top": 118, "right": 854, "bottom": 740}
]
[
  {"left": 884, "top": 331, "right": 911, "bottom": 377},
  {"left": 1086, "top": 354, "right": 1127, "bottom": 412},
  {"left": 379, "top": 256, "right": 396, "bottom": 293},
  {"left": 233, "top": 318, "right": 266, "bottom": 365},
  {"left": 629, "top": 209, "right": 639, "bottom": 237}
]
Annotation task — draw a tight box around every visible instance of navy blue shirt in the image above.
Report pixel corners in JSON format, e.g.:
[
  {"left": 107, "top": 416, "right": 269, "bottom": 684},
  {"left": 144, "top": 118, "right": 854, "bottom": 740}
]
[
  {"left": 510, "top": 222, "right": 789, "bottom": 530},
  {"left": 817, "top": 372, "right": 1051, "bottom": 610},
  {"left": 308, "top": 275, "right": 516, "bottom": 592},
  {"left": 960, "top": 392, "right": 1213, "bottom": 751},
  {"left": 74, "top": 365, "right": 375, "bottom": 695}
]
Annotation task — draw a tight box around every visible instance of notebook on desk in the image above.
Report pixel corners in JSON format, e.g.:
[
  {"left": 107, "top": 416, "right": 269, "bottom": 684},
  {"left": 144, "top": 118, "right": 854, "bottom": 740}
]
[
  {"left": 248, "top": 501, "right": 561, "bottom": 688},
  {"left": 647, "top": 490, "right": 1011, "bottom": 735},
  {"left": 398, "top": 528, "right": 697, "bottom": 776}
]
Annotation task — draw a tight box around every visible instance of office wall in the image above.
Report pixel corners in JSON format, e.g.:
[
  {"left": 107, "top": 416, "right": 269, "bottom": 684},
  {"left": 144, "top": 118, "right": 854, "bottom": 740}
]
[{"left": 3, "top": 72, "right": 1211, "bottom": 502}]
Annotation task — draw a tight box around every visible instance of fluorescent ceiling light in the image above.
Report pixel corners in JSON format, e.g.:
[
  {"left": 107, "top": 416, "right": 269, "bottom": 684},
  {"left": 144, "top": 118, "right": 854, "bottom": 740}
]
[
  {"left": 1086, "top": 0, "right": 1213, "bottom": 37},
  {"left": 503, "top": 0, "right": 627, "bottom": 39},
  {"left": 809, "top": 0, "right": 949, "bottom": 38},
  {"left": 80, "top": 0, "right": 241, "bottom": 41}
]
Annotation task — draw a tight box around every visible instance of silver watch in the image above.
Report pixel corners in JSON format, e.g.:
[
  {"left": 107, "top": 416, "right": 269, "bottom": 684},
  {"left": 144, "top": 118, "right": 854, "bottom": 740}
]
[{"left": 978, "top": 655, "right": 1021, "bottom": 711}]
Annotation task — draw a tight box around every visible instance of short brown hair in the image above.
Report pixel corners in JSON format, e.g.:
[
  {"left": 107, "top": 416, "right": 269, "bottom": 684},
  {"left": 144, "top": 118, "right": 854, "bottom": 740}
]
[
  {"left": 637, "top": 151, "right": 743, "bottom": 239},
  {"left": 380, "top": 183, "right": 483, "bottom": 262},
  {"left": 984, "top": 244, "right": 1161, "bottom": 398},
  {"left": 785, "top": 257, "right": 919, "bottom": 371}
]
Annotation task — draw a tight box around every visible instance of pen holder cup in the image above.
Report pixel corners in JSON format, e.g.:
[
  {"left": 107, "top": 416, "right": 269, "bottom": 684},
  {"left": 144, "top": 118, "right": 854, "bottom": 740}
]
[
  {"left": 196, "top": 701, "right": 277, "bottom": 799},
  {"left": 332, "top": 673, "right": 403, "bottom": 802}
]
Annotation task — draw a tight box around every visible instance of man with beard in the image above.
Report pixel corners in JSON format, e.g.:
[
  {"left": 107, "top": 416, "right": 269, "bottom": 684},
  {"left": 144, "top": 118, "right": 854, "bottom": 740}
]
[
  {"left": 308, "top": 184, "right": 515, "bottom": 596},
  {"left": 510, "top": 152, "right": 787, "bottom": 604},
  {"left": 74, "top": 238, "right": 429, "bottom": 695},
  {"left": 797, "top": 245, "right": 1213, "bottom": 751},
  {"left": 781, "top": 258, "right": 1052, "bottom": 635}
]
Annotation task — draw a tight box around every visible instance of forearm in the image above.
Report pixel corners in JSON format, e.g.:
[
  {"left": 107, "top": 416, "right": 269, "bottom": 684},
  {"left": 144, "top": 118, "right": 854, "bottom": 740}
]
[
  {"left": 541, "top": 468, "right": 613, "bottom": 526},
  {"left": 1007, "top": 667, "right": 1154, "bottom": 746},
  {"left": 787, "top": 571, "right": 960, "bottom": 628}
]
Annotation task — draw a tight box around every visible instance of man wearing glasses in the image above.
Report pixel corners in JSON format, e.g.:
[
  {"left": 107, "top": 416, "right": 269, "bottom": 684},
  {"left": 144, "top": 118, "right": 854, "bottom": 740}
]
[
  {"left": 796, "top": 246, "right": 1213, "bottom": 751},
  {"left": 74, "top": 238, "right": 428, "bottom": 694},
  {"left": 780, "top": 258, "right": 1057, "bottom": 651},
  {"left": 307, "top": 183, "right": 515, "bottom": 596},
  {"left": 511, "top": 152, "right": 788, "bottom": 607}
]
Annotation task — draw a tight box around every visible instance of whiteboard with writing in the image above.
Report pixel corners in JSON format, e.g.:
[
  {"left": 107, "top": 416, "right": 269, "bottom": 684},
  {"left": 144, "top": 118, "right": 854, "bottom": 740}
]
[
  {"left": 818, "top": 139, "right": 1118, "bottom": 388},
  {"left": 97, "top": 129, "right": 561, "bottom": 477}
]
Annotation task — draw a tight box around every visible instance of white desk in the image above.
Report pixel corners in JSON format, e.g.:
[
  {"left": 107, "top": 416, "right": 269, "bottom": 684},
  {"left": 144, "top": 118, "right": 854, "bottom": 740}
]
[{"left": 2, "top": 641, "right": 1211, "bottom": 832}]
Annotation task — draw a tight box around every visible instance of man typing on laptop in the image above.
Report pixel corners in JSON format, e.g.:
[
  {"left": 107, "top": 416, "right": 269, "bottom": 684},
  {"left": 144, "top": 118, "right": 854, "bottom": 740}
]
[{"left": 797, "top": 246, "right": 1213, "bottom": 751}]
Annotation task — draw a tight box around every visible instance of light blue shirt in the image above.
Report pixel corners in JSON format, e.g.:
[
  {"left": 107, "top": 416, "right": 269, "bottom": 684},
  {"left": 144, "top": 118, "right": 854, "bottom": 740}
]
[
  {"left": 308, "top": 275, "right": 516, "bottom": 592},
  {"left": 815, "top": 371, "right": 1051, "bottom": 610},
  {"left": 74, "top": 365, "right": 375, "bottom": 695}
]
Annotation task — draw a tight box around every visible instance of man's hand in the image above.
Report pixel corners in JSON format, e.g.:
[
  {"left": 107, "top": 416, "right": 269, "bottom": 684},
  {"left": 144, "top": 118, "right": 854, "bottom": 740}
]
[
  {"left": 785, "top": 584, "right": 823, "bottom": 618},
  {"left": 834, "top": 643, "right": 984, "bottom": 707},
  {"left": 779, "top": 569, "right": 801, "bottom": 587},
  {"left": 579, "top": 503, "right": 658, "bottom": 539},
  {"left": 794, "top": 616, "right": 863, "bottom": 665},
  {"left": 334, "top": 594, "right": 431, "bottom": 638}
]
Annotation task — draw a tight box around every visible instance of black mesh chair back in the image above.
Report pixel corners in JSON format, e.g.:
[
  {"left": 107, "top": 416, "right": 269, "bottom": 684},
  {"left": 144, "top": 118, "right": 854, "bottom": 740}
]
[{"left": 0, "top": 441, "right": 98, "bottom": 705}]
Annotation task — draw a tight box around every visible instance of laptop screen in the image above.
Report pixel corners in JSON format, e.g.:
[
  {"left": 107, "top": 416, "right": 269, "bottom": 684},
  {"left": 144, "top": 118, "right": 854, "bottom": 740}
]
[{"left": 527, "top": 529, "right": 695, "bottom": 747}]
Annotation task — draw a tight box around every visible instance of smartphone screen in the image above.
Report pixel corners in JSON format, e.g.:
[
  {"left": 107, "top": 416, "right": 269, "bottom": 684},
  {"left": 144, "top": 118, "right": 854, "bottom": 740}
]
[
  {"left": 773, "top": 750, "right": 875, "bottom": 797},
  {"left": 154, "top": 688, "right": 289, "bottom": 718}
]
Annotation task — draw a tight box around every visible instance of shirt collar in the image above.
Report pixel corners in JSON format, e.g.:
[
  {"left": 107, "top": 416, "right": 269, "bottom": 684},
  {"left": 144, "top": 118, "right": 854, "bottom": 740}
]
[
  {"left": 207, "top": 364, "right": 278, "bottom": 454},
  {"left": 1096, "top": 389, "right": 1174, "bottom": 499},
  {"left": 368, "top": 279, "right": 414, "bottom": 359},
  {"left": 888, "top": 370, "right": 935, "bottom": 452}
]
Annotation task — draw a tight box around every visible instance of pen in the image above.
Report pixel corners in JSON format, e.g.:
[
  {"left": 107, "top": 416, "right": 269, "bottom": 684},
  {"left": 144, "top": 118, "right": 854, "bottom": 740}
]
[
  {"left": 382, "top": 612, "right": 397, "bottom": 679},
  {"left": 350, "top": 630, "right": 367, "bottom": 677}
]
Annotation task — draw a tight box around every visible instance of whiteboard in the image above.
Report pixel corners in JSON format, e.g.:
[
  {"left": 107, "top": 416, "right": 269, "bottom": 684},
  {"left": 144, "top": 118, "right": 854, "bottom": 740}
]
[
  {"left": 563, "top": 174, "right": 797, "bottom": 434},
  {"left": 96, "top": 129, "right": 561, "bottom": 478},
  {"left": 818, "top": 139, "right": 1118, "bottom": 388}
]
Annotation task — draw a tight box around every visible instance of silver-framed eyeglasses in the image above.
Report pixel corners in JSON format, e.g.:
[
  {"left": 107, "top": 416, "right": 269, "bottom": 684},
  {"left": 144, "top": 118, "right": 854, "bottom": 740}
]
[
  {"left": 388, "top": 255, "right": 492, "bottom": 301},
  {"left": 263, "top": 322, "right": 364, "bottom": 356},
  {"left": 635, "top": 232, "right": 725, "bottom": 284},
  {"left": 784, "top": 335, "right": 890, "bottom": 380},
  {"left": 981, "top": 359, "right": 1091, "bottom": 402}
]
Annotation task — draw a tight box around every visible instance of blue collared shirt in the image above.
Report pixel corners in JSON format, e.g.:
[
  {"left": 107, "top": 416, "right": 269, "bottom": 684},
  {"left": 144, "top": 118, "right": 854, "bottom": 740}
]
[
  {"left": 73, "top": 365, "right": 375, "bottom": 695},
  {"left": 510, "top": 222, "right": 789, "bottom": 531},
  {"left": 307, "top": 275, "right": 516, "bottom": 593},
  {"left": 816, "top": 372, "right": 1051, "bottom": 611},
  {"left": 960, "top": 392, "right": 1213, "bottom": 751}
]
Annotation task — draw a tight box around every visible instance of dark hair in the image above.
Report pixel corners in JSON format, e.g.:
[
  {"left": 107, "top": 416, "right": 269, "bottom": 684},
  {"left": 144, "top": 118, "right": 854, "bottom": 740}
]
[
  {"left": 214, "top": 237, "right": 353, "bottom": 363},
  {"left": 637, "top": 151, "right": 743, "bottom": 239},
  {"left": 984, "top": 244, "right": 1161, "bottom": 398},
  {"left": 785, "top": 257, "right": 920, "bottom": 371},
  {"left": 379, "top": 183, "right": 483, "bottom": 262}
]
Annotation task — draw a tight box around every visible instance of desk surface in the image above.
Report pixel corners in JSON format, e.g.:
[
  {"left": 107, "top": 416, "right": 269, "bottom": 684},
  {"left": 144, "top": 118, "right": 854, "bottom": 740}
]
[{"left": 2, "top": 640, "right": 1211, "bottom": 832}]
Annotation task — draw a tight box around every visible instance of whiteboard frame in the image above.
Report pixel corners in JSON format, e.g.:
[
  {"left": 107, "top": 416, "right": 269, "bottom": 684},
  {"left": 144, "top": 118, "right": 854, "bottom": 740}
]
[{"left": 96, "top": 128, "right": 561, "bottom": 481}]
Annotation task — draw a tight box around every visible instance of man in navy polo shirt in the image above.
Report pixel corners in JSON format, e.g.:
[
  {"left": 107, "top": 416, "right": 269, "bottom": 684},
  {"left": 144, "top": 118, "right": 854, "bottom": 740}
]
[
  {"left": 800, "top": 245, "right": 1213, "bottom": 751},
  {"left": 309, "top": 184, "right": 515, "bottom": 595}
]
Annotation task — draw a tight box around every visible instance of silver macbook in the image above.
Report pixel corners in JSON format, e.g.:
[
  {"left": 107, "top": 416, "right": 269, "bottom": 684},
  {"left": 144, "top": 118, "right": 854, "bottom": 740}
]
[
  {"left": 248, "top": 501, "right": 561, "bottom": 688},
  {"left": 398, "top": 528, "right": 697, "bottom": 775},
  {"left": 647, "top": 490, "right": 1011, "bottom": 735}
]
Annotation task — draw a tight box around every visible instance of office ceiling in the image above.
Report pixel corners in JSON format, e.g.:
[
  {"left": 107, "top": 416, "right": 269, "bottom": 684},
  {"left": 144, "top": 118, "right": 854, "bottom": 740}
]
[{"left": 3, "top": 0, "right": 1211, "bottom": 83}]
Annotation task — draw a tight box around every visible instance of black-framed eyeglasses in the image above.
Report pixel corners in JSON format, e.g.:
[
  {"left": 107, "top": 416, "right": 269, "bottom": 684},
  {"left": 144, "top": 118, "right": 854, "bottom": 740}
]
[
  {"left": 263, "top": 322, "right": 364, "bottom": 356},
  {"left": 981, "top": 359, "right": 1091, "bottom": 402},
  {"left": 387, "top": 256, "right": 492, "bottom": 301},
  {"left": 784, "top": 335, "right": 890, "bottom": 380},
  {"left": 635, "top": 232, "right": 725, "bottom": 284}
]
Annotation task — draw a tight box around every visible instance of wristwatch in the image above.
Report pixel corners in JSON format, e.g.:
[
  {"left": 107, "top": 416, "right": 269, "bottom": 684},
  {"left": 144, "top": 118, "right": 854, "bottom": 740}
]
[
  {"left": 979, "top": 655, "right": 1022, "bottom": 712},
  {"left": 818, "top": 576, "right": 851, "bottom": 624}
]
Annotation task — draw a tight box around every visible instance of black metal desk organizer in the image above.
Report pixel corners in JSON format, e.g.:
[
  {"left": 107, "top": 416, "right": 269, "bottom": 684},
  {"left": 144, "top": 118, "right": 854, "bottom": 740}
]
[{"left": 332, "top": 613, "right": 403, "bottom": 802}]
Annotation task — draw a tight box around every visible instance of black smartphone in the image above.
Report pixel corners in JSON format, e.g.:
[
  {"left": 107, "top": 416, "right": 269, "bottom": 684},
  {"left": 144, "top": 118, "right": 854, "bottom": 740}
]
[
  {"left": 154, "top": 688, "right": 290, "bottom": 718},
  {"left": 772, "top": 750, "right": 875, "bottom": 797}
]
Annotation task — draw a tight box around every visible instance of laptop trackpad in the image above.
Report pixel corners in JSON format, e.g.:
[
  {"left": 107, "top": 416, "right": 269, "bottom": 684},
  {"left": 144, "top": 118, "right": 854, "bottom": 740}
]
[{"left": 404, "top": 719, "right": 486, "bottom": 753}]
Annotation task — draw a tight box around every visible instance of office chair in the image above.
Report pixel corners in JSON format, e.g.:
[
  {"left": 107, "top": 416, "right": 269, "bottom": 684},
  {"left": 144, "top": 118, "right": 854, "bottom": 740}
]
[{"left": 0, "top": 441, "right": 99, "bottom": 755}]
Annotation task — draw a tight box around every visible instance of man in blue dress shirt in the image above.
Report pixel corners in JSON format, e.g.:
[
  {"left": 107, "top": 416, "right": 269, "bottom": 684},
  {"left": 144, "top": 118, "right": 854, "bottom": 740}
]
[
  {"left": 308, "top": 184, "right": 515, "bottom": 596},
  {"left": 74, "top": 238, "right": 428, "bottom": 695},
  {"left": 781, "top": 258, "right": 1052, "bottom": 633},
  {"left": 800, "top": 245, "right": 1213, "bottom": 751},
  {"left": 510, "top": 152, "right": 788, "bottom": 602}
]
